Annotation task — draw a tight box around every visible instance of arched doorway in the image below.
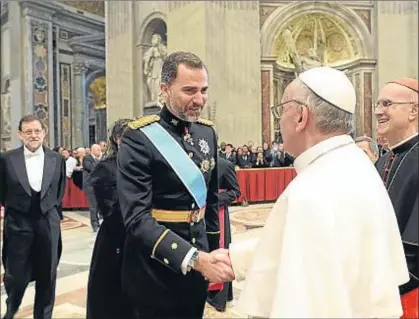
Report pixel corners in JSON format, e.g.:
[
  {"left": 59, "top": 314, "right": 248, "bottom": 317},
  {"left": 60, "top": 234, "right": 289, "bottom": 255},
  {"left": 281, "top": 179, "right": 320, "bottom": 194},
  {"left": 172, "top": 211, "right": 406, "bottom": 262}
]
[
  {"left": 260, "top": 2, "right": 376, "bottom": 141},
  {"left": 136, "top": 14, "right": 167, "bottom": 116}
]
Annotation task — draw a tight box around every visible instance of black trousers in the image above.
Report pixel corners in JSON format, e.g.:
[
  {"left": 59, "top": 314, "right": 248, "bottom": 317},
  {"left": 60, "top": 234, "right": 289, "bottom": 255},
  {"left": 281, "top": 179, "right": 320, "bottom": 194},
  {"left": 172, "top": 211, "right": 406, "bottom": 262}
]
[
  {"left": 84, "top": 185, "right": 100, "bottom": 230},
  {"left": 3, "top": 209, "right": 60, "bottom": 319}
]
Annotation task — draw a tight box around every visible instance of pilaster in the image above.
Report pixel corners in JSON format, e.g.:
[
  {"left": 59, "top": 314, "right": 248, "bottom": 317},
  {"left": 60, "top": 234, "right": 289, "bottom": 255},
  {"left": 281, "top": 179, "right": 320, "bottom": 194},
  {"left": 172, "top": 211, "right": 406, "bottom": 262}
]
[{"left": 72, "top": 61, "right": 88, "bottom": 147}]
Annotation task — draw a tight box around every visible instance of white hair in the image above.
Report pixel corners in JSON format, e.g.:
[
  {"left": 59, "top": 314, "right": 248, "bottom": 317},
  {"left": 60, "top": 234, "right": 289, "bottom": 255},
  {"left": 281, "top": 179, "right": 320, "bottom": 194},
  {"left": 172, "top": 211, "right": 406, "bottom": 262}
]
[{"left": 294, "top": 79, "right": 355, "bottom": 135}]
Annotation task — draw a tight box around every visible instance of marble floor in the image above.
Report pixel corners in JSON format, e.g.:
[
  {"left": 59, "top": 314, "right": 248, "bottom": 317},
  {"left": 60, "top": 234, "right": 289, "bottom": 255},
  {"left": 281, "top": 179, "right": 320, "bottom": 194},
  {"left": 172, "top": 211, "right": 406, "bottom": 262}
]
[{"left": 0, "top": 204, "right": 272, "bottom": 318}]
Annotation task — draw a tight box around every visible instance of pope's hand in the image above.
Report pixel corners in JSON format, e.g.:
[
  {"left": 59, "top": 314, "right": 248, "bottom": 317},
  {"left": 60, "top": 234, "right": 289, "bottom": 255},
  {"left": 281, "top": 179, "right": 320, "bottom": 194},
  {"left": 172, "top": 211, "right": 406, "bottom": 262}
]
[{"left": 194, "top": 250, "right": 235, "bottom": 283}]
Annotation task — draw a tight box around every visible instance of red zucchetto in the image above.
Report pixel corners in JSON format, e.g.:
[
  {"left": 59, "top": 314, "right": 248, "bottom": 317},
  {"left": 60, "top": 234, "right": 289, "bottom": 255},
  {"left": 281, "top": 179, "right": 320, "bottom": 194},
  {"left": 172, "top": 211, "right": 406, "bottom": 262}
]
[{"left": 388, "top": 77, "right": 418, "bottom": 93}]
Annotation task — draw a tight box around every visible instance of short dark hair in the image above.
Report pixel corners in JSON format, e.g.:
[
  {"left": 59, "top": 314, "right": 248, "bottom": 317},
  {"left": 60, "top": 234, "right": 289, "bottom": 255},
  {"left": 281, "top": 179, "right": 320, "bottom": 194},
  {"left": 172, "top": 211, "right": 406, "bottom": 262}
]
[
  {"left": 18, "top": 115, "right": 45, "bottom": 131},
  {"left": 161, "top": 51, "right": 206, "bottom": 86}
]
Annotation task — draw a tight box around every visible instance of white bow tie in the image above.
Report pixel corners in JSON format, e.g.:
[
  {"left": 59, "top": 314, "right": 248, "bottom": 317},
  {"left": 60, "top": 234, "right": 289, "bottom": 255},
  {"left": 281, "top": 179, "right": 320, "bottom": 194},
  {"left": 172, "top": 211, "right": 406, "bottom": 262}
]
[{"left": 25, "top": 152, "right": 40, "bottom": 159}]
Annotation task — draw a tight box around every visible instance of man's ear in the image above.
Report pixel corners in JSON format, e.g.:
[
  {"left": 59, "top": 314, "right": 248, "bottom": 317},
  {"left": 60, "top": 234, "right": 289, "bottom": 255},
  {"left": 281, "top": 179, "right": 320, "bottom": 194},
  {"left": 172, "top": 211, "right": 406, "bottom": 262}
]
[
  {"left": 409, "top": 102, "right": 418, "bottom": 121},
  {"left": 295, "top": 105, "right": 308, "bottom": 133},
  {"left": 160, "top": 83, "right": 168, "bottom": 96}
]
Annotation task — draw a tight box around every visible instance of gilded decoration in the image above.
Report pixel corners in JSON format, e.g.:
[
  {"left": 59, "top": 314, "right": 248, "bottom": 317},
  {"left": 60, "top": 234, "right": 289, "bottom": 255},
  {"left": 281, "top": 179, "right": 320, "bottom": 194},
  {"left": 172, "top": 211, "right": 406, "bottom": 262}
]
[
  {"left": 62, "top": 1, "right": 105, "bottom": 16},
  {"left": 60, "top": 63, "right": 72, "bottom": 148},
  {"left": 31, "top": 20, "right": 49, "bottom": 141},
  {"left": 274, "top": 13, "right": 361, "bottom": 70},
  {"left": 89, "top": 76, "right": 107, "bottom": 109}
]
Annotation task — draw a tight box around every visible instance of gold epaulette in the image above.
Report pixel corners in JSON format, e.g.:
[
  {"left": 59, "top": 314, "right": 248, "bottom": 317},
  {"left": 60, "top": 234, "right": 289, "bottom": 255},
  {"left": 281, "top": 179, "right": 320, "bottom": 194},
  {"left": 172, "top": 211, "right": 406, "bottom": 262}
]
[
  {"left": 196, "top": 118, "right": 214, "bottom": 126},
  {"left": 127, "top": 115, "right": 160, "bottom": 129}
]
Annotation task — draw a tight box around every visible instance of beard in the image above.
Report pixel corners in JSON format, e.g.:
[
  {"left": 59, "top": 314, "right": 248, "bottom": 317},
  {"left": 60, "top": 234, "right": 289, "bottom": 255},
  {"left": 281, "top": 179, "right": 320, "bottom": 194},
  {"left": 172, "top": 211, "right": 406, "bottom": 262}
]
[{"left": 167, "top": 97, "right": 204, "bottom": 123}]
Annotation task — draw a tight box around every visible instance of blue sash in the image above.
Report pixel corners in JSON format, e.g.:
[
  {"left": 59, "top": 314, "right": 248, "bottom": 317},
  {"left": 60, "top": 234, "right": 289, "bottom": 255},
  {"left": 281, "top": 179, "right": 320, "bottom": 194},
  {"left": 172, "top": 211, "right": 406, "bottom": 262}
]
[{"left": 140, "top": 122, "right": 207, "bottom": 208}]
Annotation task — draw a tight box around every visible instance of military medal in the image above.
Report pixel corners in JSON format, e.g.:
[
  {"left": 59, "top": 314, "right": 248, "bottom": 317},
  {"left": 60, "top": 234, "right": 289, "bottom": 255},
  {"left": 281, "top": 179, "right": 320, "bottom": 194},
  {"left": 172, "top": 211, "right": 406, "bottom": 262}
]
[
  {"left": 198, "top": 138, "right": 210, "bottom": 155},
  {"left": 210, "top": 157, "right": 215, "bottom": 169},
  {"left": 183, "top": 128, "right": 194, "bottom": 145},
  {"left": 200, "top": 159, "right": 211, "bottom": 173}
]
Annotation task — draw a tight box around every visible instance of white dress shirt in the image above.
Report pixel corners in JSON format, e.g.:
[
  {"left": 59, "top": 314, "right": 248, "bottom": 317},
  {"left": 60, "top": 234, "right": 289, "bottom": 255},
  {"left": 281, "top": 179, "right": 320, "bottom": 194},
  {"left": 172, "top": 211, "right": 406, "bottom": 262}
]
[
  {"left": 65, "top": 156, "right": 78, "bottom": 178},
  {"left": 24, "top": 146, "right": 44, "bottom": 192}
]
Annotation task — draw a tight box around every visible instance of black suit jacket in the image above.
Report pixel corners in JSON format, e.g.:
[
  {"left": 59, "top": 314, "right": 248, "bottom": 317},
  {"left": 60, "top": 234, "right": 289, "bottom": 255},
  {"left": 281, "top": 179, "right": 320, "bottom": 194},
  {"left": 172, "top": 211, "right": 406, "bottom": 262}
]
[
  {"left": 217, "top": 157, "right": 241, "bottom": 206},
  {"left": 0, "top": 146, "right": 66, "bottom": 218},
  {"left": 82, "top": 154, "right": 99, "bottom": 189}
]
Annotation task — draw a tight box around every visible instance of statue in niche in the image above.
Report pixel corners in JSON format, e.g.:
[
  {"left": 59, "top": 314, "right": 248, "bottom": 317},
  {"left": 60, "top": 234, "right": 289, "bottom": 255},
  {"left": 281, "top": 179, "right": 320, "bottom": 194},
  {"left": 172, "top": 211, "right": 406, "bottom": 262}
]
[
  {"left": 282, "top": 28, "right": 325, "bottom": 76},
  {"left": 143, "top": 33, "right": 167, "bottom": 104}
]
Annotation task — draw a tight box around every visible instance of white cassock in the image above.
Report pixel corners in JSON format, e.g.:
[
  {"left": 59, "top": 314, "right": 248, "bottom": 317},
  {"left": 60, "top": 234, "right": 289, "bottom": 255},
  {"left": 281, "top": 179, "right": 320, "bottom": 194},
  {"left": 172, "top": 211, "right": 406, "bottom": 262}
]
[{"left": 230, "top": 135, "right": 409, "bottom": 318}]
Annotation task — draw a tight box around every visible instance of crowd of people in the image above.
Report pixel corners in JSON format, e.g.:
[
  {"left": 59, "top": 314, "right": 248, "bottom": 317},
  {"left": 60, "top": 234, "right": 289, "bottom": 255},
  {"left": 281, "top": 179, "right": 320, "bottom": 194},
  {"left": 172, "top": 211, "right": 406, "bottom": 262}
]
[{"left": 0, "top": 50, "right": 417, "bottom": 319}]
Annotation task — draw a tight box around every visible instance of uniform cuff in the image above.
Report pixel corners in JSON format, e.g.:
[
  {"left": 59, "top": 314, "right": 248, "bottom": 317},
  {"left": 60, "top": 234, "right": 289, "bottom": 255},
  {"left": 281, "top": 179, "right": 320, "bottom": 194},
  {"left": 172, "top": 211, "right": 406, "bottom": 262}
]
[{"left": 151, "top": 229, "right": 193, "bottom": 273}]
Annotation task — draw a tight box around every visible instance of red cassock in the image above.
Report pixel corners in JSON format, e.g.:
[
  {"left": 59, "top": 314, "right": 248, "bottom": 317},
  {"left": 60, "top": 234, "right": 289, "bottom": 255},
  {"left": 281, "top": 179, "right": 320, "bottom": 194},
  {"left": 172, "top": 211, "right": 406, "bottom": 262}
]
[{"left": 401, "top": 288, "right": 418, "bottom": 319}]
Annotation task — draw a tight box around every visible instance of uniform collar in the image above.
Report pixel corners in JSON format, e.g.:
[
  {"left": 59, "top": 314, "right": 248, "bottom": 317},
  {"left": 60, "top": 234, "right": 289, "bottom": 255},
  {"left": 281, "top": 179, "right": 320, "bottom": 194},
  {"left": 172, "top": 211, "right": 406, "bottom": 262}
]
[
  {"left": 159, "top": 105, "right": 191, "bottom": 131},
  {"left": 294, "top": 135, "right": 353, "bottom": 174},
  {"left": 389, "top": 133, "right": 419, "bottom": 154},
  {"left": 24, "top": 145, "right": 44, "bottom": 158}
]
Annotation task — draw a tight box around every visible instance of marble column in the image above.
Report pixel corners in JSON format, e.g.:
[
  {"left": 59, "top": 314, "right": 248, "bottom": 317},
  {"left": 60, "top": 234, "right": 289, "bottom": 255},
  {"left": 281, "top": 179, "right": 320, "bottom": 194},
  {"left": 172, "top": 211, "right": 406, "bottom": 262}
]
[
  {"left": 72, "top": 62, "right": 88, "bottom": 147},
  {"left": 363, "top": 72, "right": 373, "bottom": 136},
  {"left": 8, "top": 1, "right": 24, "bottom": 148},
  {"left": 105, "top": 1, "right": 136, "bottom": 130},
  {"left": 167, "top": 1, "right": 261, "bottom": 146},
  {"left": 261, "top": 70, "right": 271, "bottom": 144}
]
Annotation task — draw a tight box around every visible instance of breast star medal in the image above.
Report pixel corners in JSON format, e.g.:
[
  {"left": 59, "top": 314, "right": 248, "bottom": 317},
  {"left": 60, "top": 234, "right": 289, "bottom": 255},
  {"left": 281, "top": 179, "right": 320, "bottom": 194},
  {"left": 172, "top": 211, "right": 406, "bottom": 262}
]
[{"left": 198, "top": 138, "right": 210, "bottom": 155}]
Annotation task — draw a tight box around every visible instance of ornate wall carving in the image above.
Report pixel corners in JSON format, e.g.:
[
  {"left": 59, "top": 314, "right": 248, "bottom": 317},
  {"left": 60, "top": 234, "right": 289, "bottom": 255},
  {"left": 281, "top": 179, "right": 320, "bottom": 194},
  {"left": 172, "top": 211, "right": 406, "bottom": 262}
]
[
  {"left": 354, "top": 9, "right": 371, "bottom": 33},
  {"left": 259, "top": 6, "right": 276, "bottom": 28},
  {"left": 31, "top": 19, "right": 50, "bottom": 142},
  {"left": 379, "top": 1, "right": 418, "bottom": 14},
  {"left": 274, "top": 13, "right": 362, "bottom": 68},
  {"left": 62, "top": 1, "right": 105, "bottom": 16},
  {"left": 60, "top": 63, "right": 72, "bottom": 148}
]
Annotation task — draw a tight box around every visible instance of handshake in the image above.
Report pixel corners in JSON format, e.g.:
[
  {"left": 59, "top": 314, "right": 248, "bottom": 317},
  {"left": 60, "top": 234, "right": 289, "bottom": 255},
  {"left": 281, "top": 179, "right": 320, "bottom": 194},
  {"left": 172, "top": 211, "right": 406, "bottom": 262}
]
[{"left": 194, "top": 249, "right": 235, "bottom": 284}]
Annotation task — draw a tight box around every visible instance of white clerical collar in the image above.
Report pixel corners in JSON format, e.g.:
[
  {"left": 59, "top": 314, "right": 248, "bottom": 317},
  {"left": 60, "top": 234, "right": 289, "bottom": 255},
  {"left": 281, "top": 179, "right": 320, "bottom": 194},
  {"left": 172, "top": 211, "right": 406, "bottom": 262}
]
[
  {"left": 24, "top": 146, "right": 44, "bottom": 158},
  {"left": 389, "top": 132, "right": 419, "bottom": 150},
  {"left": 294, "top": 134, "right": 353, "bottom": 174}
]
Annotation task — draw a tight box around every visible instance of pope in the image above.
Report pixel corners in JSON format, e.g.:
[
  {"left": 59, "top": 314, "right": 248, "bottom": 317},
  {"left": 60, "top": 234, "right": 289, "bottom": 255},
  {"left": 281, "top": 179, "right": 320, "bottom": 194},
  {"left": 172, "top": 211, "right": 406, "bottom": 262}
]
[{"left": 218, "top": 67, "right": 410, "bottom": 318}]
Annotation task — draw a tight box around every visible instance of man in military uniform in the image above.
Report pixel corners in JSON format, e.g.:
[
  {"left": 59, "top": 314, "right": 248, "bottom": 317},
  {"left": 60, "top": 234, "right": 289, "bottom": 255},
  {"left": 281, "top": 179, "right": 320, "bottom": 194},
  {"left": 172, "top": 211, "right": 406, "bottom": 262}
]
[{"left": 117, "top": 51, "right": 234, "bottom": 318}]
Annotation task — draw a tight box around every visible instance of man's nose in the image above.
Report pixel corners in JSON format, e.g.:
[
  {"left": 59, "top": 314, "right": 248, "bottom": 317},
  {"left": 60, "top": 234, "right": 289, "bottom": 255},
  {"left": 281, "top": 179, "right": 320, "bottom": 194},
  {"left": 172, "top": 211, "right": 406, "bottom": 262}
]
[
  {"left": 374, "top": 106, "right": 383, "bottom": 116},
  {"left": 192, "top": 93, "right": 206, "bottom": 105}
]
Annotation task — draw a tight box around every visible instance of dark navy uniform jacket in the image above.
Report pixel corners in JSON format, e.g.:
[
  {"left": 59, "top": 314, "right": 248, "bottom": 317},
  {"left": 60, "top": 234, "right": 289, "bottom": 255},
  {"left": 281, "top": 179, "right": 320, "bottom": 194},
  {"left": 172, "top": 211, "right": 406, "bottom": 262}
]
[{"left": 116, "top": 106, "right": 220, "bottom": 308}]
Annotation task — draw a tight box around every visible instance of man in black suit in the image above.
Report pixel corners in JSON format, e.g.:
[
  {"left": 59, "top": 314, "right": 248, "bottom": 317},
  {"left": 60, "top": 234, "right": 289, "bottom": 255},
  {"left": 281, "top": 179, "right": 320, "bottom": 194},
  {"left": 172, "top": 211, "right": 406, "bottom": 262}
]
[
  {"left": 0, "top": 115, "right": 66, "bottom": 319},
  {"left": 82, "top": 144, "right": 102, "bottom": 232},
  {"left": 207, "top": 157, "right": 241, "bottom": 312}
]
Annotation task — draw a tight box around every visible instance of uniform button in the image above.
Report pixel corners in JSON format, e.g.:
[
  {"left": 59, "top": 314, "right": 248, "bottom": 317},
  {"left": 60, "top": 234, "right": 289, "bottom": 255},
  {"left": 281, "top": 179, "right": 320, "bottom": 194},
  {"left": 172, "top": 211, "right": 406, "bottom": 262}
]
[
  {"left": 190, "top": 222, "right": 194, "bottom": 227},
  {"left": 189, "top": 152, "right": 193, "bottom": 158},
  {"left": 164, "top": 258, "right": 169, "bottom": 265},
  {"left": 192, "top": 238, "right": 196, "bottom": 244}
]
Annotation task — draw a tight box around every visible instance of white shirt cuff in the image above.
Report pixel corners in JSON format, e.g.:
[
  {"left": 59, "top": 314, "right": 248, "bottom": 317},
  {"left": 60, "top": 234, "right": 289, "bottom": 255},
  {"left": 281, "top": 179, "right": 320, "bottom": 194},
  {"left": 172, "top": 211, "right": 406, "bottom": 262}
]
[{"left": 180, "top": 247, "right": 198, "bottom": 275}]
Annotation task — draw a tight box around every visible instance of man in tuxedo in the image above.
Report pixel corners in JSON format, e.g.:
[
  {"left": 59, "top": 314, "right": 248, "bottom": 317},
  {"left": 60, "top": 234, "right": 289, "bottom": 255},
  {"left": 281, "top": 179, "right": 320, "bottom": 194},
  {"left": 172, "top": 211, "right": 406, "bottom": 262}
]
[
  {"left": 82, "top": 144, "right": 102, "bottom": 232},
  {"left": 0, "top": 115, "right": 66, "bottom": 319}
]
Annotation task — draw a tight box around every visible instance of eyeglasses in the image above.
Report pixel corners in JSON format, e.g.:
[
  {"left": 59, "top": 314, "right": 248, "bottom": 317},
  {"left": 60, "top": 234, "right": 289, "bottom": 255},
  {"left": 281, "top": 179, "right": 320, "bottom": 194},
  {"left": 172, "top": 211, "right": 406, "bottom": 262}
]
[
  {"left": 21, "top": 130, "right": 43, "bottom": 136},
  {"left": 271, "top": 99, "right": 307, "bottom": 119},
  {"left": 374, "top": 99, "right": 416, "bottom": 109}
]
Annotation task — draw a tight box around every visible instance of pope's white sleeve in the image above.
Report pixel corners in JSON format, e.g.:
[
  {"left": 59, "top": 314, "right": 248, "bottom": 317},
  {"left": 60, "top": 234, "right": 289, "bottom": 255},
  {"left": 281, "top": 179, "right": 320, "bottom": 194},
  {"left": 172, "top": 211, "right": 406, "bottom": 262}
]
[{"left": 229, "top": 238, "right": 259, "bottom": 281}]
